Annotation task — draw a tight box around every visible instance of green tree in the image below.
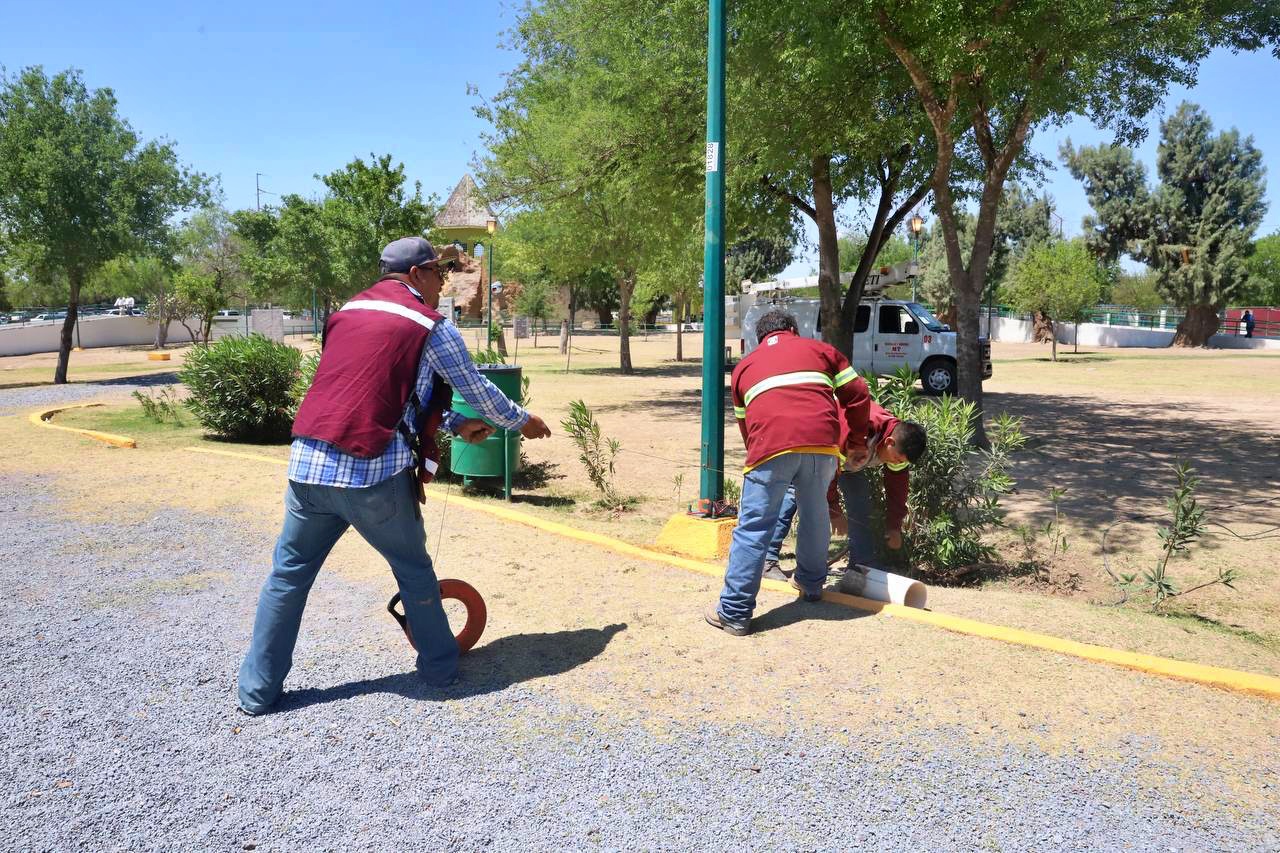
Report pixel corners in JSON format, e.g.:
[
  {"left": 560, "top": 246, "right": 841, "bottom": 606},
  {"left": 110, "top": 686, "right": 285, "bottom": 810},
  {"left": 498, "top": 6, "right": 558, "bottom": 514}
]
[
  {"left": 1063, "top": 103, "right": 1268, "bottom": 345},
  {"left": 724, "top": 234, "right": 794, "bottom": 293},
  {"left": 0, "top": 67, "right": 205, "bottom": 381},
  {"left": 1006, "top": 240, "right": 1106, "bottom": 361},
  {"left": 730, "top": 0, "right": 935, "bottom": 357},
  {"left": 234, "top": 154, "right": 433, "bottom": 319},
  {"left": 514, "top": 278, "right": 553, "bottom": 345},
  {"left": 1109, "top": 271, "right": 1163, "bottom": 311},
  {"left": 874, "top": 0, "right": 1278, "bottom": 432},
  {"left": 93, "top": 255, "right": 186, "bottom": 347},
  {"left": 176, "top": 207, "right": 247, "bottom": 343},
  {"left": 839, "top": 232, "right": 913, "bottom": 273},
  {"left": 478, "top": 0, "right": 705, "bottom": 373},
  {"left": 1242, "top": 232, "right": 1280, "bottom": 307}
]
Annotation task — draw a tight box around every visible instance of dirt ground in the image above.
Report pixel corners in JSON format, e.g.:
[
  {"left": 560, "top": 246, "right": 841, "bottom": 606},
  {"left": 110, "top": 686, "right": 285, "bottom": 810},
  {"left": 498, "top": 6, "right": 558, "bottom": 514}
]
[
  {"left": 17, "top": 332, "right": 1280, "bottom": 677},
  {"left": 5, "top": 333, "right": 1280, "bottom": 822}
]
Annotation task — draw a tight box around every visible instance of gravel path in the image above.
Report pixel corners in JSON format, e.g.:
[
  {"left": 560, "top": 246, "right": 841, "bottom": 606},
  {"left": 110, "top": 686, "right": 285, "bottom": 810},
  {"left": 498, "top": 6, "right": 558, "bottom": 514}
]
[{"left": 3, "top": 381, "right": 1278, "bottom": 851}]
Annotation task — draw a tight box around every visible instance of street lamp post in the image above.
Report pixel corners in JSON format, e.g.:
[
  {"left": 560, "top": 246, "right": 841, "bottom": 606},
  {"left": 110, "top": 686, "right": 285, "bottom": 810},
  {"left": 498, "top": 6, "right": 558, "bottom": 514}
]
[
  {"left": 698, "top": 0, "right": 726, "bottom": 511},
  {"left": 486, "top": 217, "right": 498, "bottom": 348},
  {"left": 909, "top": 213, "right": 924, "bottom": 303}
]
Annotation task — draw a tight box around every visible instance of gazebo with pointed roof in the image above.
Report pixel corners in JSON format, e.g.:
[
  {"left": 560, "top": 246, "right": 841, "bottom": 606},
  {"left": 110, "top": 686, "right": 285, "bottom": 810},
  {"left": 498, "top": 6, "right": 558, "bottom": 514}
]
[{"left": 436, "top": 174, "right": 496, "bottom": 256}]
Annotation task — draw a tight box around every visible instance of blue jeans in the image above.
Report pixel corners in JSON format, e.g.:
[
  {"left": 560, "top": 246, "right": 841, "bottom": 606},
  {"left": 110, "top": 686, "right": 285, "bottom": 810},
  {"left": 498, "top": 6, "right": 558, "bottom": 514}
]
[
  {"left": 838, "top": 470, "right": 879, "bottom": 567},
  {"left": 718, "top": 453, "right": 838, "bottom": 623},
  {"left": 764, "top": 487, "right": 798, "bottom": 562},
  {"left": 238, "top": 468, "right": 459, "bottom": 713}
]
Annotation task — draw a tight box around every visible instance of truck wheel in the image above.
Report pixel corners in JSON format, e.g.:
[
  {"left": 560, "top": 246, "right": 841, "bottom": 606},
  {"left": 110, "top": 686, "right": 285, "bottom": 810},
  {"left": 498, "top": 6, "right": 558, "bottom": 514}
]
[{"left": 920, "top": 359, "right": 956, "bottom": 396}]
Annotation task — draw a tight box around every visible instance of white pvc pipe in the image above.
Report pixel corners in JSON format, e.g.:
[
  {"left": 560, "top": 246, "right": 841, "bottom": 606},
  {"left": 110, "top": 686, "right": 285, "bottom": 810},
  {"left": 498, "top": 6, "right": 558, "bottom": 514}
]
[{"left": 844, "top": 565, "right": 928, "bottom": 609}]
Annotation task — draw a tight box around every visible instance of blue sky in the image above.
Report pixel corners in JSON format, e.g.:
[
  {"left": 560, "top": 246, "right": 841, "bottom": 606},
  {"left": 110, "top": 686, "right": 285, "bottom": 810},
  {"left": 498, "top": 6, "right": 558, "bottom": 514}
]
[{"left": 2, "top": 2, "right": 1277, "bottom": 279}]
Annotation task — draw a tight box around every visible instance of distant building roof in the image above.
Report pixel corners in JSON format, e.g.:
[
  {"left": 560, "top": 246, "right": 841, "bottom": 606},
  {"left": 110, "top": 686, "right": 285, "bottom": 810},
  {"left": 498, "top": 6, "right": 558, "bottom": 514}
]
[{"left": 436, "top": 175, "right": 495, "bottom": 232}]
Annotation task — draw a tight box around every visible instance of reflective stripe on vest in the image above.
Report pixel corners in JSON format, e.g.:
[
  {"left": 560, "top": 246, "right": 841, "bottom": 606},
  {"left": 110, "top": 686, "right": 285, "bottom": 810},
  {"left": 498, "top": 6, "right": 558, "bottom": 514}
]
[
  {"left": 338, "top": 299, "right": 437, "bottom": 330},
  {"left": 833, "top": 366, "right": 859, "bottom": 387},
  {"left": 742, "top": 370, "right": 833, "bottom": 408}
]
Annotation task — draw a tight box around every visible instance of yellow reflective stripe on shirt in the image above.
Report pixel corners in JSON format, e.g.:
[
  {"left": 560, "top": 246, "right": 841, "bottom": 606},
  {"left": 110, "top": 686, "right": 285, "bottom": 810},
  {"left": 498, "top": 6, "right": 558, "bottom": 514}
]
[
  {"left": 743, "top": 371, "right": 834, "bottom": 407},
  {"left": 733, "top": 405, "right": 747, "bottom": 419},
  {"left": 885, "top": 460, "right": 911, "bottom": 472},
  {"left": 833, "top": 366, "right": 859, "bottom": 387}
]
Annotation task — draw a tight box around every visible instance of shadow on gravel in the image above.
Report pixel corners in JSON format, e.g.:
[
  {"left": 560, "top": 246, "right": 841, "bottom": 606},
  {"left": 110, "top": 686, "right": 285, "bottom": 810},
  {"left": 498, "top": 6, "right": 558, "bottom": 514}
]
[
  {"left": 92, "top": 371, "right": 182, "bottom": 387},
  {"left": 751, "top": 599, "right": 872, "bottom": 635},
  {"left": 279, "top": 623, "right": 628, "bottom": 711}
]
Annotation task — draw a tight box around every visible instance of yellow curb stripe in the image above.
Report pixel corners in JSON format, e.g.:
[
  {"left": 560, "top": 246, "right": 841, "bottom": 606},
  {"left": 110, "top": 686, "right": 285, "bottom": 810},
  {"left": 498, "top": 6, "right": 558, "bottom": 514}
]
[
  {"left": 30, "top": 404, "right": 137, "bottom": 449},
  {"left": 184, "top": 445, "right": 1280, "bottom": 700}
]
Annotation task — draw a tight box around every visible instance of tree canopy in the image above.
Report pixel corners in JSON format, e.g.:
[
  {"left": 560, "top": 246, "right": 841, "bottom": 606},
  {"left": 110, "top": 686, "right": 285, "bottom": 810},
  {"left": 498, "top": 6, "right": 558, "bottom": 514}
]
[
  {"left": 0, "top": 66, "right": 206, "bottom": 381},
  {"left": 1064, "top": 102, "right": 1268, "bottom": 344},
  {"left": 1006, "top": 239, "right": 1107, "bottom": 360}
]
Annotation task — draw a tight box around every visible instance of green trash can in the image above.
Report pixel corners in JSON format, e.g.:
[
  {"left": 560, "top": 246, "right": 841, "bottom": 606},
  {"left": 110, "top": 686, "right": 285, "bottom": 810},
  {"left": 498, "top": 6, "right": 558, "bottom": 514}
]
[{"left": 450, "top": 363, "right": 521, "bottom": 498}]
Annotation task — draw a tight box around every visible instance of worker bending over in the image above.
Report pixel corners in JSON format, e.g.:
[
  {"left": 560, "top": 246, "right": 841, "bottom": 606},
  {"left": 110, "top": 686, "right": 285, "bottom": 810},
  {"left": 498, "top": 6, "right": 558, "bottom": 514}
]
[{"left": 706, "top": 309, "right": 870, "bottom": 636}]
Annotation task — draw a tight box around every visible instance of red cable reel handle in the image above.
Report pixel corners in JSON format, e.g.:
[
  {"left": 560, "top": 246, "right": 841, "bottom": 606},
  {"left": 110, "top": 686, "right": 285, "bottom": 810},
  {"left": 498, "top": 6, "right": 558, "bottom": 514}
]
[{"left": 387, "top": 579, "right": 487, "bottom": 654}]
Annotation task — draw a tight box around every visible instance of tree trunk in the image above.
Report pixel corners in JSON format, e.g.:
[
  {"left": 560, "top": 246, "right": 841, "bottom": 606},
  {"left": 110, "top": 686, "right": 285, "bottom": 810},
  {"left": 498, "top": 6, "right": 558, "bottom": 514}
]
[
  {"left": 1051, "top": 333, "right": 1058, "bottom": 362},
  {"left": 954, "top": 285, "right": 985, "bottom": 412},
  {"left": 812, "top": 155, "right": 844, "bottom": 353},
  {"left": 1171, "top": 304, "right": 1219, "bottom": 347},
  {"left": 54, "top": 268, "right": 84, "bottom": 384},
  {"left": 1031, "top": 311, "right": 1055, "bottom": 343},
  {"left": 617, "top": 275, "right": 634, "bottom": 374},
  {"left": 559, "top": 319, "right": 569, "bottom": 355},
  {"left": 596, "top": 304, "right": 613, "bottom": 327},
  {"left": 937, "top": 304, "right": 958, "bottom": 328},
  {"left": 495, "top": 321, "right": 509, "bottom": 357},
  {"left": 675, "top": 298, "right": 684, "bottom": 362}
]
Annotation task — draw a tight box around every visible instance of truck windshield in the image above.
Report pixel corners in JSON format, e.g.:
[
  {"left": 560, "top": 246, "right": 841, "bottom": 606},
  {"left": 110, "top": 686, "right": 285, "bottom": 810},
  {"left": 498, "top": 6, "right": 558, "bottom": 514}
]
[{"left": 908, "top": 303, "right": 947, "bottom": 332}]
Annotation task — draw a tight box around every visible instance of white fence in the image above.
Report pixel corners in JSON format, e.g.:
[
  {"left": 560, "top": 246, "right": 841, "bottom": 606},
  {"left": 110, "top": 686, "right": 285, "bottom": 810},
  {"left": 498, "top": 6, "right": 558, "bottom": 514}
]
[
  {"left": 979, "top": 315, "right": 1280, "bottom": 351},
  {"left": 0, "top": 310, "right": 286, "bottom": 357}
]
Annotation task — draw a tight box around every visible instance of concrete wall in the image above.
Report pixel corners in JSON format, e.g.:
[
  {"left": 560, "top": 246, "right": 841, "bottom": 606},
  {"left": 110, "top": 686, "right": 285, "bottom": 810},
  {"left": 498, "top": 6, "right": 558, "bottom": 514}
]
[
  {"left": 978, "top": 314, "right": 1280, "bottom": 351},
  {"left": 0, "top": 310, "right": 288, "bottom": 357},
  {"left": 0, "top": 315, "right": 197, "bottom": 357}
]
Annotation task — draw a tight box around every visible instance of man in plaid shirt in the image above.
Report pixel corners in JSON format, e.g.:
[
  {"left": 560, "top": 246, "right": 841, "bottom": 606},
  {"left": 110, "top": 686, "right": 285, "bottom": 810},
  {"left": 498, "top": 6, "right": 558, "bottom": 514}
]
[{"left": 239, "top": 237, "right": 552, "bottom": 715}]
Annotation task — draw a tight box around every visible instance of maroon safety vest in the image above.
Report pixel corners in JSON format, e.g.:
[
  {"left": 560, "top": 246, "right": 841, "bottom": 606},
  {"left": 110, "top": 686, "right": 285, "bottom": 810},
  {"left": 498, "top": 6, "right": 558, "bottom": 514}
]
[{"left": 293, "top": 278, "right": 445, "bottom": 459}]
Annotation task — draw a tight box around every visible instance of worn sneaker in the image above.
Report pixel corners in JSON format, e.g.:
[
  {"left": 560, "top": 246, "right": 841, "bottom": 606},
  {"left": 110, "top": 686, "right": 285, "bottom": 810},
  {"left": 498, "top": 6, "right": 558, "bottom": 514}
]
[
  {"left": 762, "top": 559, "right": 791, "bottom": 581},
  {"left": 705, "top": 604, "right": 750, "bottom": 636},
  {"left": 837, "top": 565, "right": 869, "bottom": 596},
  {"left": 788, "top": 576, "right": 823, "bottom": 602}
]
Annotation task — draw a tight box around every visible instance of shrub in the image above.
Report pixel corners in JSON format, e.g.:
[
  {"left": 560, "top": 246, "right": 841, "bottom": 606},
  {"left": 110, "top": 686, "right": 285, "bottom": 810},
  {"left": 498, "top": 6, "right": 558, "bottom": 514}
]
[
  {"left": 180, "top": 334, "right": 302, "bottom": 441},
  {"left": 560, "top": 398, "right": 625, "bottom": 509},
  {"left": 861, "top": 368, "right": 1026, "bottom": 580},
  {"left": 132, "top": 386, "right": 184, "bottom": 425},
  {"left": 292, "top": 351, "right": 320, "bottom": 409}
]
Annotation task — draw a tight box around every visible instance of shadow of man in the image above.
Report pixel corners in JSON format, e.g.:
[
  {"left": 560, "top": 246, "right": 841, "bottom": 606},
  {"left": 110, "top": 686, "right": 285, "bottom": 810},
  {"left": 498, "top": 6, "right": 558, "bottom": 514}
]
[{"left": 277, "top": 623, "right": 628, "bottom": 712}]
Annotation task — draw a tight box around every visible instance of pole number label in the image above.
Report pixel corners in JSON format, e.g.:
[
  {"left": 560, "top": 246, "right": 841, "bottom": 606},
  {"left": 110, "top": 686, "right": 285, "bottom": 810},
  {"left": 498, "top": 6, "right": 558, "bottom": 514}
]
[{"left": 705, "top": 142, "right": 719, "bottom": 173}]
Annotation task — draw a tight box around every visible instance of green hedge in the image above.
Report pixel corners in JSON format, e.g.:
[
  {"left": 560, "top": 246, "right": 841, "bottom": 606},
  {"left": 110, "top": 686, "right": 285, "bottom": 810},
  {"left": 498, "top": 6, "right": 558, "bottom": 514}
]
[{"left": 180, "top": 334, "right": 303, "bottom": 441}]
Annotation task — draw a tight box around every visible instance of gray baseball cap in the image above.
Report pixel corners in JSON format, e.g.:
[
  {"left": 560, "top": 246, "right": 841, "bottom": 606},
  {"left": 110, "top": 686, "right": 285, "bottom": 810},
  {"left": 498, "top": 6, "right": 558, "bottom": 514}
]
[{"left": 379, "top": 236, "right": 440, "bottom": 274}]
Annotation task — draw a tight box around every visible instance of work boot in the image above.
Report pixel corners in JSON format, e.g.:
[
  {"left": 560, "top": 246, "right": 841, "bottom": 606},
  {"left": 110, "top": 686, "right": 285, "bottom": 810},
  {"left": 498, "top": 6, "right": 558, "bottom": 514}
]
[
  {"left": 837, "top": 565, "right": 869, "bottom": 596},
  {"left": 761, "top": 559, "right": 790, "bottom": 581},
  {"left": 705, "top": 604, "right": 750, "bottom": 636},
  {"left": 788, "top": 576, "right": 823, "bottom": 603}
]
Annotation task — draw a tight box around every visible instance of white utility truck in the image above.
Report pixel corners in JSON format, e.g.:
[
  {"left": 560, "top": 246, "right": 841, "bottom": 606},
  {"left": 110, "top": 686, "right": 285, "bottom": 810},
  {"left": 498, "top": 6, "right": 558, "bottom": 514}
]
[{"left": 725, "top": 264, "right": 991, "bottom": 396}]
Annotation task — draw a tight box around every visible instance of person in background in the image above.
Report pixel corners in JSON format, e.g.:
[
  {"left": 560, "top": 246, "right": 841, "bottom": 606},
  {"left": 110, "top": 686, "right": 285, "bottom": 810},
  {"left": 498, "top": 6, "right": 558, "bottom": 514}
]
[{"left": 1243, "top": 309, "right": 1255, "bottom": 338}]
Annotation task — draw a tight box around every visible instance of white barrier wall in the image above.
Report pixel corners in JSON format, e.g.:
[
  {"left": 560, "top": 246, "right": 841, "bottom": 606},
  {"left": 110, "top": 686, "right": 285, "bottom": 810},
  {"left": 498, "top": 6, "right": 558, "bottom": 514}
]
[
  {"left": 0, "top": 315, "right": 197, "bottom": 357},
  {"left": 978, "top": 314, "right": 1280, "bottom": 351}
]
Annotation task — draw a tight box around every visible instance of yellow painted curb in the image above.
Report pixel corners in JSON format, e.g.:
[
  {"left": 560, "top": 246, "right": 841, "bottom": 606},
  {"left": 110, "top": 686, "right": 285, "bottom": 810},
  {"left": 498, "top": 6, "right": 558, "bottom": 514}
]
[
  {"left": 30, "top": 403, "right": 137, "bottom": 449},
  {"left": 147, "top": 352, "right": 171, "bottom": 361},
  {"left": 654, "top": 512, "right": 737, "bottom": 560},
  {"left": 184, "top": 445, "right": 1280, "bottom": 700}
]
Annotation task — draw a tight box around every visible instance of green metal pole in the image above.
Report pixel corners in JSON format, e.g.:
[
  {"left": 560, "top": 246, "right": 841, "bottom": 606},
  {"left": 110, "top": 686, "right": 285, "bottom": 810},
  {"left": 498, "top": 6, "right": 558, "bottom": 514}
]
[
  {"left": 698, "top": 0, "right": 726, "bottom": 509},
  {"left": 311, "top": 288, "right": 318, "bottom": 337},
  {"left": 487, "top": 241, "right": 494, "bottom": 350}
]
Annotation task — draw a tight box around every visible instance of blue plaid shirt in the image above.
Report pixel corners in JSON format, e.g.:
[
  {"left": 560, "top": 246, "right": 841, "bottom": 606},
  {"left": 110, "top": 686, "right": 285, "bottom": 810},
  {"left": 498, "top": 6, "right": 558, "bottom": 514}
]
[{"left": 288, "top": 318, "right": 529, "bottom": 488}]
